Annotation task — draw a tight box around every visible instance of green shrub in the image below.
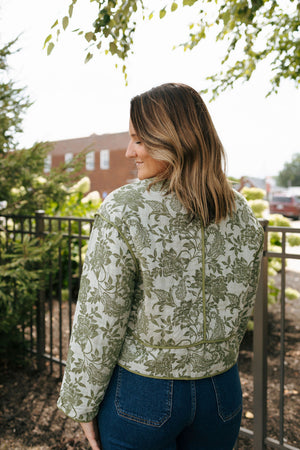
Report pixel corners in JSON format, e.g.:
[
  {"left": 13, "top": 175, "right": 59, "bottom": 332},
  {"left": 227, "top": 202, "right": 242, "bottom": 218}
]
[
  {"left": 0, "top": 233, "right": 61, "bottom": 360},
  {"left": 285, "top": 288, "right": 300, "bottom": 300},
  {"left": 241, "top": 187, "right": 266, "bottom": 200},
  {"left": 269, "top": 231, "right": 282, "bottom": 247},
  {"left": 248, "top": 199, "right": 268, "bottom": 218},
  {"left": 268, "top": 214, "right": 291, "bottom": 227},
  {"left": 287, "top": 234, "right": 300, "bottom": 247},
  {"left": 268, "top": 279, "right": 280, "bottom": 305}
]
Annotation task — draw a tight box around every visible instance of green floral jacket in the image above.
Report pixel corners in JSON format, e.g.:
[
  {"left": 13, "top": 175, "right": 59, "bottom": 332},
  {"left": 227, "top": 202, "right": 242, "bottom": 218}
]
[{"left": 57, "top": 179, "right": 264, "bottom": 422}]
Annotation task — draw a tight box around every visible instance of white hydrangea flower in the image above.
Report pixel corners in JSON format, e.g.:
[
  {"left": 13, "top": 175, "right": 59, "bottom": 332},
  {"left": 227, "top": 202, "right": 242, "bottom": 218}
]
[
  {"left": 70, "top": 176, "right": 91, "bottom": 194},
  {"left": 35, "top": 176, "right": 47, "bottom": 184},
  {"left": 11, "top": 186, "right": 26, "bottom": 196},
  {"left": 81, "top": 190, "right": 101, "bottom": 206}
]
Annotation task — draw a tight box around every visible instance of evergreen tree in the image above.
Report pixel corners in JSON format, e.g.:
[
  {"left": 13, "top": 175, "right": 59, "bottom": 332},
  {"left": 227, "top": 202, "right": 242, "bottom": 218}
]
[
  {"left": 0, "top": 39, "right": 84, "bottom": 215},
  {"left": 0, "top": 39, "right": 31, "bottom": 154}
]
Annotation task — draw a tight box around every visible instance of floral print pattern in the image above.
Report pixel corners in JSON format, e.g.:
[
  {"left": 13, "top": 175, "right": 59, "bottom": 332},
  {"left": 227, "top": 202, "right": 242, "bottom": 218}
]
[{"left": 57, "top": 179, "right": 264, "bottom": 422}]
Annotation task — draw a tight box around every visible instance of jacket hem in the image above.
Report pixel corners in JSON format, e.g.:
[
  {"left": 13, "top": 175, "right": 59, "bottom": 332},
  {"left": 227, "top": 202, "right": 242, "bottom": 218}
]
[{"left": 117, "top": 360, "right": 239, "bottom": 381}]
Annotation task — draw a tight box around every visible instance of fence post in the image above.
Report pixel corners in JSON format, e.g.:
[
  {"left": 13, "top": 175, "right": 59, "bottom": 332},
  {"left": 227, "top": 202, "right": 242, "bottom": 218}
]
[
  {"left": 35, "top": 210, "right": 46, "bottom": 370},
  {"left": 253, "top": 219, "right": 269, "bottom": 449}
]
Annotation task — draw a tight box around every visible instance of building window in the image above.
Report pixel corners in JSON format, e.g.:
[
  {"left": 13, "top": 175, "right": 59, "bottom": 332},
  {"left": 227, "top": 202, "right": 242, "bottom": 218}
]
[
  {"left": 86, "top": 151, "right": 95, "bottom": 171},
  {"left": 65, "top": 152, "right": 73, "bottom": 171},
  {"left": 65, "top": 152, "right": 73, "bottom": 164},
  {"left": 44, "top": 155, "right": 52, "bottom": 173},
  {"left": 100, "top": 149, "right": 110, "bottom": 170}
]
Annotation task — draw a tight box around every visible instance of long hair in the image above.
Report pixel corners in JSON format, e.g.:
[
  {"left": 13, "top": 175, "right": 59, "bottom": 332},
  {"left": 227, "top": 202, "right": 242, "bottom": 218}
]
[{"left": 130, "top": 83, "right": 235, "bottom": 226}]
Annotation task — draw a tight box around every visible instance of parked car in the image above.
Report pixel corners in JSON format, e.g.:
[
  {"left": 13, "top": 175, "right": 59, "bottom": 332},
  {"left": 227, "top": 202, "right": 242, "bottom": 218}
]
[{"left": 269, "top": 194, "right": 300, "bottom": 219}]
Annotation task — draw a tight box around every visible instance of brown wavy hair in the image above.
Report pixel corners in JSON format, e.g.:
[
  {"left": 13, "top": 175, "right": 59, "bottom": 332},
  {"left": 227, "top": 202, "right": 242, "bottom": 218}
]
[{"left": 130, "top": 83, "right": 235, "bottom": 226}]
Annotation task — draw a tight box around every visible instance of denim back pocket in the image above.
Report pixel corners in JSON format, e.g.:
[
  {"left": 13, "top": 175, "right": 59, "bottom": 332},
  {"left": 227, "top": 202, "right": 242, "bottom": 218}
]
[
  {"left": 211, "top": 363, "right": 242, "bottom": 422},
  {"left": 115, "top": 366, "right": 173, "bottom": 427}
]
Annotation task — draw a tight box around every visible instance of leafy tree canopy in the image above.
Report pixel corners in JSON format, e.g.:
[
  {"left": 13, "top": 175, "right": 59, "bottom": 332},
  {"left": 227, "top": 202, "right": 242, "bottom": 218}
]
[
  {"left": 45, "top": 0, "right": 300, "bottom": 97},
  {"left": 276, "top": 153, "right": 300, "bottom": 187}
]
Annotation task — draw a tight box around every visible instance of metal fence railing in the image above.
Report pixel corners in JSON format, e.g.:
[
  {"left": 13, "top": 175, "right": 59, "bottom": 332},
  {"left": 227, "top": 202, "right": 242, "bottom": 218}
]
[
  {"left": 235, "top": 221, "right": 300, "bottom": 450},
  {"left": 0, "top": 211, "right": 93, "bottom": 374},
  {"left": 1, "top": 213, "right": 299, "bottom": 449}
]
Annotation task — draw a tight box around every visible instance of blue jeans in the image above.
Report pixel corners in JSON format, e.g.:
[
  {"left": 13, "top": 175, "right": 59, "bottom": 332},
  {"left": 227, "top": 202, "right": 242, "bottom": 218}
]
[{"left": 97, "top": 364, "right": 242, "bottom": 450}]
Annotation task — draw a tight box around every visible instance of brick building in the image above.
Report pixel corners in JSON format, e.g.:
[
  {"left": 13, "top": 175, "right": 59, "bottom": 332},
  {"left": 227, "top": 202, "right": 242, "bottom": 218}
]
[{"left": 44, "top": 132, "right": 137, "bottom": 198}]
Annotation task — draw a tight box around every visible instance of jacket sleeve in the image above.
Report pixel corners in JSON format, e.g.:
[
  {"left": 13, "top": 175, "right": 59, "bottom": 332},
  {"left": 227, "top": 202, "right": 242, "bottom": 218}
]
[
  {"left": 57, "top": 213, "right": 137, "bottom": 422},
  {"left": 236, "top": 224, "right": 265, "bottom": 345}
]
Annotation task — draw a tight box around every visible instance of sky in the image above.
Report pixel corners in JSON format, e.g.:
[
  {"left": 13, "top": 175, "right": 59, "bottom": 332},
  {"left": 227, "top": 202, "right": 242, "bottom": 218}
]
[{"left": 1, "top": 0, "right": 299, "bottom": 180}]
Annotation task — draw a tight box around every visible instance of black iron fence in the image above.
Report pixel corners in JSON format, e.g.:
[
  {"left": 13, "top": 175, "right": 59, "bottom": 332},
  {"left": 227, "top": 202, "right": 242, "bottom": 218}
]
[
  {"left": 0, "top": 212, "right": 299, "bottom": 449},
  {"left": 0, "top": 211, "right": 93, "bottom": 373},
  {"left": 236, "top": 221, "right": 300, "bottom": 450}
]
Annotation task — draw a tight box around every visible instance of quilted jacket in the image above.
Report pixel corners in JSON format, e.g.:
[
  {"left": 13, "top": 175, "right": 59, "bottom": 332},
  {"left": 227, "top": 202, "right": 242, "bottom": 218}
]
[{"left": 57, "top": 178, "right": 264, "bottom": 421}]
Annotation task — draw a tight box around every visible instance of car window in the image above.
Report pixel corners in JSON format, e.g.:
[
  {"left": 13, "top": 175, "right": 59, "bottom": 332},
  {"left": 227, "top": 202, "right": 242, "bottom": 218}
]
[{"left": 272, "top": 197, "right": 291, "bottom": 203}]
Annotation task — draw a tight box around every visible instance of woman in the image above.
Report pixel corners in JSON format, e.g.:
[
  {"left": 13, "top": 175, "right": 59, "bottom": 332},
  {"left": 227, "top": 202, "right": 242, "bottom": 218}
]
[{"left": 58, "top": 83, "right": 264, "bottom": 449}]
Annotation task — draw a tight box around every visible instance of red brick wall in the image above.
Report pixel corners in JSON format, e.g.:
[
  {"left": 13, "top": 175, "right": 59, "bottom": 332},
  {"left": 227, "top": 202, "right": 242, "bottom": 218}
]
[
  {"left": 87, "top": 149, "right": 136, "bottom": 197},
  {"left": 51, "top": 149, "right": 137, "bottom": 199}
]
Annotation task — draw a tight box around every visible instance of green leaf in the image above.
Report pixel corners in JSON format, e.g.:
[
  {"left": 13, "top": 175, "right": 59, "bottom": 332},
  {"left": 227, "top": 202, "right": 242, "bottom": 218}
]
[
  {"left": 69, "top": 4, "right": 74, "bottom": 18},
  {"left": 47, "top": 42, "right": 55, "bottom": 56},
  {"left": 109, "top": 42, "right": 118, "bottom": 55},
  {"left": 85, "top": 52, "right": 93, "bottom": 63},
  {"left": 85, "top": 32, "right": 96, "bottom": 42},
  {"left": 171, "top": 2, "right": 178, "bottom": 12},
  {"left": 149, "top": 12, "right": 154, "bottom": 20},
  {"left": 159, "top": 8, "right": 166, "bottom": 19},
  {"left": 221, "top": 10, "right": 231, "bottom": 26},
  {"left": 183, "top": 0, "right": 197, "bottom": 5},
  {"left": 51, "top": 19, "right": 58, "bottom": 29},
  {"left": 62, "top": 16, "right": 69, "bottom": 31},
  {"left": 43, "top": 34, "right": 52, "bottom": 49}
]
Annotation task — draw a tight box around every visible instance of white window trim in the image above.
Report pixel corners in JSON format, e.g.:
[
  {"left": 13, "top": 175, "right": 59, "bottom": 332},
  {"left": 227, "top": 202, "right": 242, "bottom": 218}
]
[
  {"left": 86, "top": 151, "right": 95, "bottom": 171},
  {"left": 100, "top": 149, "right": 110, "bottom": 170}
]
